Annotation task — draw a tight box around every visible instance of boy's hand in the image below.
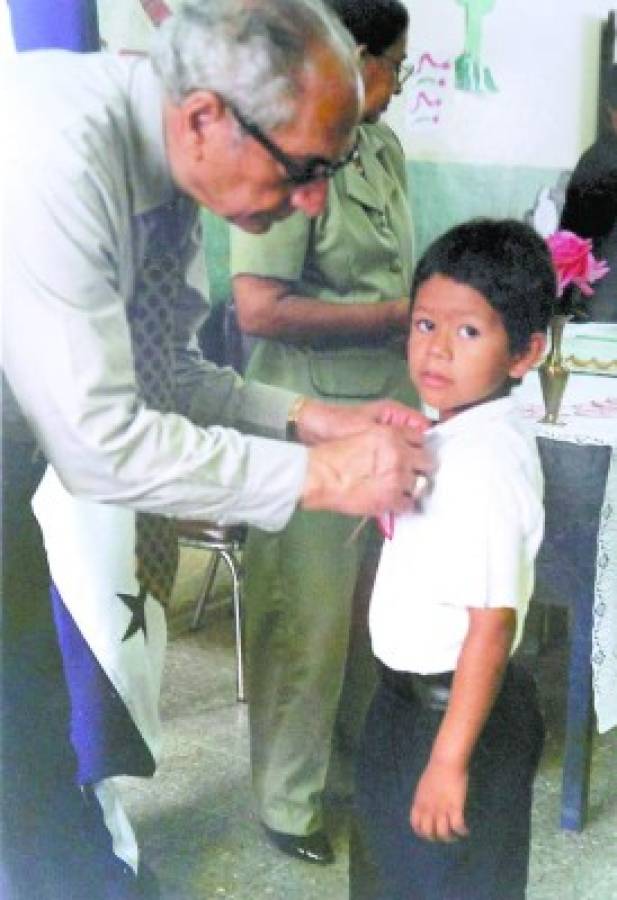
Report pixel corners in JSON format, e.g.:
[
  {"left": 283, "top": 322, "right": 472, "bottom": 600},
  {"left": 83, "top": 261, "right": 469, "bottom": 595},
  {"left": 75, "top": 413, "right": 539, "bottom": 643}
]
[
  {"left": 410, "top": 608, "right": 516, "bottom": 844},
  {"left": 410, "top": 759, "right": 470, "bottom": 843}
]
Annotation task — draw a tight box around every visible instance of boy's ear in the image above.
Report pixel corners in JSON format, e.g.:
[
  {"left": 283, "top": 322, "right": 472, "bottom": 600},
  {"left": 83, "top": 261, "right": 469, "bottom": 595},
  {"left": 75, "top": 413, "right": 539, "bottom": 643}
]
[{"left": 508, "top": 332, "right": 546, "bottom": 380}]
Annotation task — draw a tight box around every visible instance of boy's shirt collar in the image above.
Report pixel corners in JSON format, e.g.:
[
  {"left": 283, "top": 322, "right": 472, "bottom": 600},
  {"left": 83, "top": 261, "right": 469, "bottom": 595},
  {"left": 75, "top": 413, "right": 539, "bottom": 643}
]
[{"left": 430, "top": 395, "right": 518, "bottom": 439}]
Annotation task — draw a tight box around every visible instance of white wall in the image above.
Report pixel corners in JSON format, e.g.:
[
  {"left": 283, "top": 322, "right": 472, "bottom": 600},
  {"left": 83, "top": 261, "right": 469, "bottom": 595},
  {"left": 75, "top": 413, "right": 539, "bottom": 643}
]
[
  {"left": 96, "top": 0, "right": 182, "bottom": 52},
  {"left": 97, "top": 0, "right": 614, "bottom": 171},
  {"left": 7, "top": 1, "right": 614, "bottom": 172},
  {"left": 386, "top": 0, "right": 616, "bottom": 169}
]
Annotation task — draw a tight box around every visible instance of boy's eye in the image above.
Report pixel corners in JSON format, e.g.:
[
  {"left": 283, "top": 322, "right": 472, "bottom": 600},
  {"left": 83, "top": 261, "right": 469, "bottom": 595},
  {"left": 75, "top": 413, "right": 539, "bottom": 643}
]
[
  {"left": 458, "top": 324, "right": 480, "bottom": 338},
  {"left": 414, "top": 318, "right": 434, "bottom": 333}
]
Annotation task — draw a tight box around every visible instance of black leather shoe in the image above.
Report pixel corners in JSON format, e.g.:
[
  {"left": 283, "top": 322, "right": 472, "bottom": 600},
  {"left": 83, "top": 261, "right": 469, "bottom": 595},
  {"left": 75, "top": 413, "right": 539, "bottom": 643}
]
[{"left": 263, "top": 825, "right": 335, "bottom": 865}]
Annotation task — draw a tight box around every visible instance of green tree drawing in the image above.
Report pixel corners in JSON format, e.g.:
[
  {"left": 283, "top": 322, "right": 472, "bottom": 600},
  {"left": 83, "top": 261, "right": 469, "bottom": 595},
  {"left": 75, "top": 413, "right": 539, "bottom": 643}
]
[{"left": 455, "top": 0, "right": 498, "bottom": 93}]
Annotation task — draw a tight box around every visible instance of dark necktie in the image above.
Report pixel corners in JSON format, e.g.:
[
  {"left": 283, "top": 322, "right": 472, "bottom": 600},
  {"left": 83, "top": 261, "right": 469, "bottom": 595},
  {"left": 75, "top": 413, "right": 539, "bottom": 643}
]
[{"left": 127, "top": 195, "right": 198, "bottom": 604}]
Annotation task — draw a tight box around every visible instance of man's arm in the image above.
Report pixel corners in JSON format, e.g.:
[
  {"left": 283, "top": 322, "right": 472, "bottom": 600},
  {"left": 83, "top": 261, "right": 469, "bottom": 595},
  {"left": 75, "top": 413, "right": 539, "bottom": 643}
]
[
  {"left": 5, "top": 171, "right": 429, "bottom": 530},
  {"left": 410, "top": 606, "right": 516, "bottom": 842},
  {"left": 234, "top": 274, "right": 409, "bottom": 341},
  {"left": 171, "top": 242, "right": 304, "bottom": 440},
  {"left": 5, "top": 91, "right": 429, "bottom": 529},
  {"left": 230, "top": 203, "right": 411, "bottom": 343}
]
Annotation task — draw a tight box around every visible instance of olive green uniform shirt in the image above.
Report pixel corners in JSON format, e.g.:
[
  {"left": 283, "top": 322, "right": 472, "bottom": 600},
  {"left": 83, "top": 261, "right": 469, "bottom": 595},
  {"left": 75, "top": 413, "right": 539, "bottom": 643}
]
[{"left": 230, "top": 123, "right": 417, "bottom": 405}]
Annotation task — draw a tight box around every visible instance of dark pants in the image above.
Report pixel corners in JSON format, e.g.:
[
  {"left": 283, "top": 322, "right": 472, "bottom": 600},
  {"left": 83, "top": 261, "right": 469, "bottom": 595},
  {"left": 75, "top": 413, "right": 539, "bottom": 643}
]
[
  {"left": 352, "top": 662, "right": 545, "bottom": 900},
  {"left": 0, "top": 434, "right": 138, "bottom": 899}
]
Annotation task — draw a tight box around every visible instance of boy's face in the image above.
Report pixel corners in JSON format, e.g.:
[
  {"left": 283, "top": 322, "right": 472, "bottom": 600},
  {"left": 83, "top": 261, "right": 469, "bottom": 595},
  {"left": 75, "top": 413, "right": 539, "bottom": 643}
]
[{"left": 408, "top": 274, "right": 544, "bottom": 421}]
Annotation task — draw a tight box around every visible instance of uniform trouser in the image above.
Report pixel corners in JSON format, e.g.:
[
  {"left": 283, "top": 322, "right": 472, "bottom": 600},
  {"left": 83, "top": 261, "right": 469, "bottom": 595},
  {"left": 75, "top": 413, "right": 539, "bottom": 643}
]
[
  {"left": 352, "top": 662, "right": 545, "bottom": 900},
  {"left": 244, "top": 508, "right": 379, "bottom": 835}
]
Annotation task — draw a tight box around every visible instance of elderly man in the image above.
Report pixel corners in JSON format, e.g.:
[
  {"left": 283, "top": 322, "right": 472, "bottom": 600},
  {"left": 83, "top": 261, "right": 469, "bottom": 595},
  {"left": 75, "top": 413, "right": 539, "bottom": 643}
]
[{"left": 2, "top": 1, "right": 430, "bottom": 898}]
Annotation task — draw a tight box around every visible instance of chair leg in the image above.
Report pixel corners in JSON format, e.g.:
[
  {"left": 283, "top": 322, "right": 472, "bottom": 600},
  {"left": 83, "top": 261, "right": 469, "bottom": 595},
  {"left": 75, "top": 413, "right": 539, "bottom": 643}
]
[
  {"left": 190, "top": 551, "right": 221, "bottom": 631},
  {"left": 560, "top": 602, "right": 594, "bottom": 831},
  {"left": 219, "top": 549, "right": 245, "bottom": 703}
]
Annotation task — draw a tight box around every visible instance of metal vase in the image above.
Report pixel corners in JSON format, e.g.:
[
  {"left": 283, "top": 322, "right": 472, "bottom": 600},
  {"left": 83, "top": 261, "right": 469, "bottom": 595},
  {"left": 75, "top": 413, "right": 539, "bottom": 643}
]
[{"left": 539, "top": 315, "right": 571, "bottom": 424}]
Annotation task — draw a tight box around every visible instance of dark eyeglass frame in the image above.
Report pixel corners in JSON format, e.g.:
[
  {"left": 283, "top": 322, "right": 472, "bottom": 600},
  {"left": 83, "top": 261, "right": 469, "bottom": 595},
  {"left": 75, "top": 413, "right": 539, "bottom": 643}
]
[
  {"left": 227, "top": 102, "right": 358, "bottom": 186},
  {"left": 381, "top": 53, "right": 415, "bottom": 87}
]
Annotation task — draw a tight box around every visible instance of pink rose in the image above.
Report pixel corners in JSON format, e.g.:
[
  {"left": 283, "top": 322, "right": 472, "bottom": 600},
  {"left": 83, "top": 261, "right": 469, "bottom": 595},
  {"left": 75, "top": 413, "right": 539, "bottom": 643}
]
[{"left": 546, "top": 230, "right": 610, "bottom": 297}]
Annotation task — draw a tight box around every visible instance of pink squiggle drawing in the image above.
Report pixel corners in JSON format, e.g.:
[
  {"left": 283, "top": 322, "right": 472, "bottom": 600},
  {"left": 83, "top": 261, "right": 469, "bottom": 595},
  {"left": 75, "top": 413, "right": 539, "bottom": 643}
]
[
  {"left": 416, "top": 52, "right": 451, "bottom": 73},
  {"left": 409, "top": 92, "right": 442, "bottom": 114}
]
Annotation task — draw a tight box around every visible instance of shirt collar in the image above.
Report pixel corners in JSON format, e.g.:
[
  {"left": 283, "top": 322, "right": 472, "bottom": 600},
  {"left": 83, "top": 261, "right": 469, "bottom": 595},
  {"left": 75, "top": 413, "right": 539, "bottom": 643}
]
[
  {"left": 342, "top": 124, "right": 392, "bottom": 211},
  {"left": 124, "top": 56, "right": 176, "bottom": 215},
  {"left": 431, "top": 395, "right": 518, "bottom": 440}
]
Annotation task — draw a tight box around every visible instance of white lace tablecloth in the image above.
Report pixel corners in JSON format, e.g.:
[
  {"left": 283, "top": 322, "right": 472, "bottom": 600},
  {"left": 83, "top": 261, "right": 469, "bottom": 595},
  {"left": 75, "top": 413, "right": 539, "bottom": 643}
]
[{"left": 514, "top": 369, "right": 617, "bottom": 733}]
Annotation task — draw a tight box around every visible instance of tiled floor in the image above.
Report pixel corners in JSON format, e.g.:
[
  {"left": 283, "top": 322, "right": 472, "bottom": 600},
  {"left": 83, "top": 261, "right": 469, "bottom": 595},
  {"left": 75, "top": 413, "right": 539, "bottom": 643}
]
[{"left": 119, "top": 549, "right": 617, "bottom": 899}]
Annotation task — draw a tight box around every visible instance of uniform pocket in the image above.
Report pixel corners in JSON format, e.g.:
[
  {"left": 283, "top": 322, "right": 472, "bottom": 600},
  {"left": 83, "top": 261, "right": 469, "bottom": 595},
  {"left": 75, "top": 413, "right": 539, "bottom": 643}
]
[{"left": 307, "top": 347, "right": 398, "bottom": 399}]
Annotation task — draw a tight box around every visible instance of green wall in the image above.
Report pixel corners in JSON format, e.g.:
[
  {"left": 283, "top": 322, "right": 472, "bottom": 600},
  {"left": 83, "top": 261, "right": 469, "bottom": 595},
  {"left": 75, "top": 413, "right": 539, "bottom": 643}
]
[
  {"left": 202, "top": 161, "right": 568, "bottom": 304},
  {"left": 409, "top": 161, "right": 567, "bottom": 260}
]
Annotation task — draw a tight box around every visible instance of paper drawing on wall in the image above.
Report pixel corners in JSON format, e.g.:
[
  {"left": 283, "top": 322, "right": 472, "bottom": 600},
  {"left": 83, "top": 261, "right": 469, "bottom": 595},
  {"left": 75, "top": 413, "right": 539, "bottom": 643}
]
[
  {"left": 406, "top": 51, "right": 452, "bottom": 132},
  {"left": 454, "top": 0, "right": 498, "bottom": 94}
]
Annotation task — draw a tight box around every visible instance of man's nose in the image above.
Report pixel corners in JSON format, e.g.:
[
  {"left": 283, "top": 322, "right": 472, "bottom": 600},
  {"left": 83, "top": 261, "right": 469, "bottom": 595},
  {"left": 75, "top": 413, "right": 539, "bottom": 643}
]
[{"left": 289, "top": 179, "right": 329, "bottom": 217}]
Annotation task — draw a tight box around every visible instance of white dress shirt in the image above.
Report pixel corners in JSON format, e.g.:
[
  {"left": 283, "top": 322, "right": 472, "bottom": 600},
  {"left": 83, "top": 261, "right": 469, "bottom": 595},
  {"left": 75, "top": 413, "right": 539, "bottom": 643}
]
[
  {"left": 3, "top": 50, "right": 306, "bottom": 530},
  {"left": 369, "top": 396, "right": 544, "bottom": 674}
]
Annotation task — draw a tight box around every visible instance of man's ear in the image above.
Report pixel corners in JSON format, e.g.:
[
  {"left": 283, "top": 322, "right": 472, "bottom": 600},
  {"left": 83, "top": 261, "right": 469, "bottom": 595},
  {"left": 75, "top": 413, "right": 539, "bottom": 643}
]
[
  {"left": 509, "top": 332, "right": 546, "bottom": 380},
  {"left": 178, "top": 91, "right": 227, "bottom": 152}
]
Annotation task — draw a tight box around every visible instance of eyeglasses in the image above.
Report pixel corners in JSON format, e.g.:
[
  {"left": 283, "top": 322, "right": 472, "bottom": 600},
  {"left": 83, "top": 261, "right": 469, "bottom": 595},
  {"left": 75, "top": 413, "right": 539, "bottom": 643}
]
[
  {"left": 381, "top": 53, "right": 414, "bottom": 88},
  {"left": 227, "top": 102, "right": 358, "bottom": 186}
]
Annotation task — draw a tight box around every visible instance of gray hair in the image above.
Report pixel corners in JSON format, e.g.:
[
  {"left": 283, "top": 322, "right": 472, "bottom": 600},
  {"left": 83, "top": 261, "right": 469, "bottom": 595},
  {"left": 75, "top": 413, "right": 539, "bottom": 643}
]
[{"left": 150, "top": 0, "right": 357, "bottom": 131}]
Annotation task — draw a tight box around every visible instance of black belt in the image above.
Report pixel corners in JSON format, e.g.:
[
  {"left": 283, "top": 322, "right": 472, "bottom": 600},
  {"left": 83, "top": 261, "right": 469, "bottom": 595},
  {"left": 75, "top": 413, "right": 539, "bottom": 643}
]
[{"left": 378, "top": 661, "right": 453, "bottom": 712}]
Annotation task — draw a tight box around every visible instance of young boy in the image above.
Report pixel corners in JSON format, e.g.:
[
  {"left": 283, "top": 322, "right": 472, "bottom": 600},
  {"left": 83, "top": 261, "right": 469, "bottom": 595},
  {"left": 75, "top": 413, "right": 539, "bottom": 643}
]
[{"left": 353, "top": 218, "right": 555, "bottom": 900}]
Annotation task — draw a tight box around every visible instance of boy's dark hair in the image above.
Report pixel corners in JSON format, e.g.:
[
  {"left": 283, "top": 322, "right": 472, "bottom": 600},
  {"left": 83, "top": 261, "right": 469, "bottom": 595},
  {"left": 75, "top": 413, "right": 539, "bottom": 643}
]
[
  {"left": 410, "top": 218, "right": 556, "bottom": 355},
  {"left": 324, "top": 0, "right": 408, "bottom": 55}
]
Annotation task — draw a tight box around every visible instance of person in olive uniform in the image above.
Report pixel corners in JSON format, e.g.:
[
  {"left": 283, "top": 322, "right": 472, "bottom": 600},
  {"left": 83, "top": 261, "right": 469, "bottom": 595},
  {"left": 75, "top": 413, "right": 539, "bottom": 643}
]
[{"left": 230, "top": 0, "right": 418, "bottom": 865}]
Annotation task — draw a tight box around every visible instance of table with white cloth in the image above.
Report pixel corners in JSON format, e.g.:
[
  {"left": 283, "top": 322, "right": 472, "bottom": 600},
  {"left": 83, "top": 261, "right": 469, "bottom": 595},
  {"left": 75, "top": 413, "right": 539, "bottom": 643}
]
[{"left": 513, "top": 324, "right": 617, "bottom": 831}]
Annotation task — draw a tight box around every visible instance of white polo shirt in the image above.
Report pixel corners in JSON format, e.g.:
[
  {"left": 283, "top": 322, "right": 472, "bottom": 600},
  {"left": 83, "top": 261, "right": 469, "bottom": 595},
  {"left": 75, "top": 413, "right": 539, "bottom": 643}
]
[{"left": 369, "top": 396, "right": 544, "bottom": 674}]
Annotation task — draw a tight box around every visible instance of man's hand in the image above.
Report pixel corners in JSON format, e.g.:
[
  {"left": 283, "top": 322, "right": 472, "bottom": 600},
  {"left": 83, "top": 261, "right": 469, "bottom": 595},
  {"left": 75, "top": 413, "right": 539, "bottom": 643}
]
[
  {"left": 410, "top": 759, "right": 470, "bottom": 843},
  {"left": 301, "top": 423, "right": 433, "bottom": 517},
  {"left": 294, "top": 397, "right": 430, "bottom": 446}
]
